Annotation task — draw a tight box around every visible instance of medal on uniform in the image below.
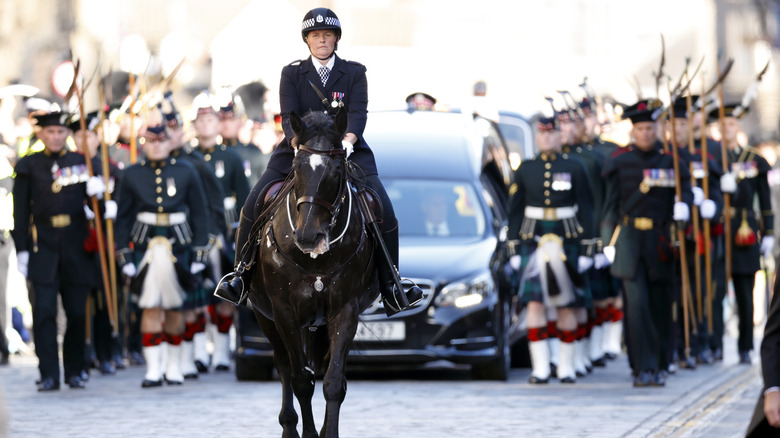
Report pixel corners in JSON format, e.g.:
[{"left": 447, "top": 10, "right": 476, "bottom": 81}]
[
  {"left": 639, "top": 178, "right": 651, "bottom": 194},
  {"left": 551, "top": 172, "right": 571, "bottom": 191},
  {"left": 331, "top": 92, "right": 344, "bottom": 108},
  {"left": 51, "top": 162, "right": 59, "bottom": 174},
  {"left": 215, "top": 160, "right": 225, "bottom": 178},
  {"left": 51, "top": 180, "right": 62, "bottom": 193},
  {"left": 166, "top": 177, "right": 177, "bottom": 197},
  {"left": 314, "top": 276, "right": 324, "bottom": 292}
]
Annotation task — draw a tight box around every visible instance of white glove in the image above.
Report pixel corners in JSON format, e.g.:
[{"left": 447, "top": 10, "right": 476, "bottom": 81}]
[
  {"left": 17, "top": 251, "right": 29, "bottom": 278},
  {"left": 691, "top": 186, "right": 704, "bottom": 206},
  {"left": 603, "top": 246, "right": 616, "bottom": 264},
  {"left": 86, "top": 176, "right": 106, "bottom": 198},
  {"left": 594, "top": 253, "right": 611, "bottom": 269},
  {"left": 699, "top": 199, "right": 716, "bottom": 220},
  {"left": 122, "top": 263, "right": 137, "bottom": 278},
  {"left": 578, "top": 255, "right": 594, "bottom": 273},
  {"left": 223, "top": 197, "right": 236, "bottom": 212},
  {"left": 83, "top": 204, "right": 95, "bottom": 220},
  {"left": 720, "top": 173, "right": 737, "bottom": 194},
  {"left": 190, "top": 262, "right": 206, "bottom": 274},
  {"left": 104, "top": 200, "right": 117, "bottom": 220},
  {"left": 673, "top": 202, "right": 690, "bottom": 222},
  {"left": 761, "top": 236, "right": 775, "bottom": 259},
  {"left": 509, "top": 255, "right": 521, "bottom": 271},
  {"left": 342, "top": 140, "right": 354, "bottom": 157}
]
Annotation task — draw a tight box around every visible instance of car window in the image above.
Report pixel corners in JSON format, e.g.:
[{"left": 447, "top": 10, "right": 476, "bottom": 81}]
[{"left": 383, "top": 179, "right": 486, "bottom": 238}]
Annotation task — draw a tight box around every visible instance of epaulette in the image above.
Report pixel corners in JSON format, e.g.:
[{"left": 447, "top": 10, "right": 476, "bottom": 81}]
[
  {"left": 743, "top": 145, "right": 764, "bottom": 160},
  {"left": 287, "top": 59, "right": 304, "bottom": 66},
  {"left": 342, "top": 59, "right": 365, "bottom": 67}
]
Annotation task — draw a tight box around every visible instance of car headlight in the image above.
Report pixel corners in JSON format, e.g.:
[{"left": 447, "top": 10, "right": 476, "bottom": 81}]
[{"left": 435, "top": 272, "right": 494, "bottom": 308}]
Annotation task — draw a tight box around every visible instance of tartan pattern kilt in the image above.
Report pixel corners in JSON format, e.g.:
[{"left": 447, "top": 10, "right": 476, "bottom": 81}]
[{"left": 517, "top": 220, "right": 591, "bottom": 308}]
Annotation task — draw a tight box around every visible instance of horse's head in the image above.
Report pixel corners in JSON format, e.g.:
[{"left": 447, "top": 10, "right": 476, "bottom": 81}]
[{"left": 289, "top": 110, "right": 349, "bottom": 257}]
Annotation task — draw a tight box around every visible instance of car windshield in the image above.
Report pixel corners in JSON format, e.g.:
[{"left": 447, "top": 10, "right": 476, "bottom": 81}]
[{"left": 383, "top": 179, "right": 486, "bottom": 238}]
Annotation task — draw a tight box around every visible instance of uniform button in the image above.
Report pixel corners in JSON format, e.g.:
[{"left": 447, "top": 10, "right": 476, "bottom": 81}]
[
  {"left": 156, "top": 177, "right": 162, "bottom": 184},
  {"left": 204, "top": 155, "right": 211, "bottom": 161},
  {"left": 544, "top": 172, "right": 551, "bottom": 178},
  {"left": 157, "top": 206, "right": 164, "bottom": 213},
  {"left": 545, "top": 163, "right": 552, "bottom": 169},
  {"left": 156, "top": 187, "right": 162, "bottom": 193},
  {"left": 156, "top": 197, "right": 163, "bottom": 203},
  {"left": 544, "top": 190, "right": 550, "bottom": 196},
  {"left": 544, "top": 181, "right": 550, "bottom": 187},
  {"left": 544, "top": 199, "right": 551, "bottom": 206},
  {"left": 155, "top": 169, "right": 162, "bottom": 175}
]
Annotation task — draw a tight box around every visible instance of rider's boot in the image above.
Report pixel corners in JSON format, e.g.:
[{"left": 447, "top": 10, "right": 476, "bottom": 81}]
[
  {"left": 377, "top": 223, "right": 423, "bottom": 316},
  {"left": 214, "top": 209, "right": 254, "bottom": 305}
]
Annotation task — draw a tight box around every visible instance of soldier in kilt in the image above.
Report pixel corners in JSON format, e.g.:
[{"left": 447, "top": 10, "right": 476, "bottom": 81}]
[
  {"left": 508, "top": 113, "right": 595, "bottom": 384},
  {"left": 115, "top": 116, "right": 211, "bottom": 387}
]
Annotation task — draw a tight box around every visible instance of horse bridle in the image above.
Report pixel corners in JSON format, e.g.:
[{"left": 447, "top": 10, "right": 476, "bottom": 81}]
[{"left": 287, "top": 144, "right": 352, "bottom": 245}]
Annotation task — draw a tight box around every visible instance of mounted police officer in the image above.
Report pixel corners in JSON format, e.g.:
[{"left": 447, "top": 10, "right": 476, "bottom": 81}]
[
  {"left": 508, "top": 112, "right": 595, "bottom": 384},
  {"left": 216, "top": 7, "right": 422, "bottom": 315},
  {"left": 601, "top": 99, "right": 693, "bottom": 387},
  {"left": 12, "top": 110, "right": 112, "bottom": 391},
  {"left": 115, "top": 114, "right": 211, "bottom": 387}
]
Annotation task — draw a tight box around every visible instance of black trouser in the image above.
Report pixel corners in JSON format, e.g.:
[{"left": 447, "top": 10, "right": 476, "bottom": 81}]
[
  {"left": 237, "top": 168, "right": 398, "bottom": 270},
  {"left": 31, "top": 282, "right": 89, "bottom": 381},
  {"left": 732, "top": 273, "right": 755, "bottom": 352},
  {"left": 622, "top": 260, "right": 672, "bottom": 373},
  {"left": 91, "top": 288, "right": 118, "bottom": 363},
  {"left": 675, "top": 248, "right": 711, "bottom": 357},
  {"left": 710, "top": 251, "right": 727, "bottom": 351}
]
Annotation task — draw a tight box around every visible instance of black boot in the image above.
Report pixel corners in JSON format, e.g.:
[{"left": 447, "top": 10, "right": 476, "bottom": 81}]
[
  {"left": 377, "top": 225, "right": 423, "bottom": 316},
  {"left": 215, "top": 210, "right": 254, "bottom": 305}
]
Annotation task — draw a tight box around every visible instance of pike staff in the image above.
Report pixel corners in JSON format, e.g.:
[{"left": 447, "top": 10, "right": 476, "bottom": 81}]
[
  {"left": 699, "top": 80, "right": 714, "bottom": 334},
  {"left": 716, "top": 57, "right": 732, "bottom": 288},
  {"left": 665, "top": 80, "right": 695, "bottom": 361},
  {"left": 685, "top": 76, "right": 704, "bottom": 325}
]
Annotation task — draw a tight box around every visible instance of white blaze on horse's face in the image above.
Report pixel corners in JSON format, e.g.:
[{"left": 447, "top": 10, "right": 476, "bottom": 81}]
[{"left": 308, "top": 154, "right": 324, "bottom": 171}]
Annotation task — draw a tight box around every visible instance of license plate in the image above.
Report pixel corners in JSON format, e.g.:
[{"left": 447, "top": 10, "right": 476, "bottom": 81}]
[{"left": 353, "top": 321, "right": 405, "bottom": 341}]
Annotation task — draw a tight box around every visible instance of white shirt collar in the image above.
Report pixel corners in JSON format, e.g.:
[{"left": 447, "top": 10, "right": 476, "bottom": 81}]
[{"left": 311, "top": 56, "right": 335, "bottom": 72}]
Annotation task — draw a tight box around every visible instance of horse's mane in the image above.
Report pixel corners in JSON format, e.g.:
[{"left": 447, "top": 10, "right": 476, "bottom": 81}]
[{"left": 294, "top": 111, "right": 342, "bottom": 149}]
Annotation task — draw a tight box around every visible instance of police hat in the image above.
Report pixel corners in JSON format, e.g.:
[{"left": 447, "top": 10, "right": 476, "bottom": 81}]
[
  {"left": 67, "top": 111, "right": 100, "bottom": 132},
  {"left": 33, "top": 111, "right": 68, "bottom": 128},
  {"left": 301, "top": 8, "right": 342, "bottom": 41}
]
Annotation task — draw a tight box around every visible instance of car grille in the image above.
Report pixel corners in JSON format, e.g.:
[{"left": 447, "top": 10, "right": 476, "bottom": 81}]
[{"left": 359, "top": 278, "right": 435, "bottom": 321}]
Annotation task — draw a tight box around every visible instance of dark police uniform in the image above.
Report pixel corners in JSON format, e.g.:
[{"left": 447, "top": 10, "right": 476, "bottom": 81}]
[
  {"left": 601, "top": 101, "right": 693, "bottom": 385},
  {"left": 12, "top": 137, "right": 97, "bottom": 388}
]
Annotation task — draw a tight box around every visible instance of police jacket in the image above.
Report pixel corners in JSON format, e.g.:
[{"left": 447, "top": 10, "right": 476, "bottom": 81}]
[{"left": 267, "top": 55, "right": 378, "bottom": 176}]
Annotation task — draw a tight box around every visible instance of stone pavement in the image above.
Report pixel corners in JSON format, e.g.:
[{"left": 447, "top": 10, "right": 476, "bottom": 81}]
[{"left": 0, "top": 334, "right": 764, "bottom": 438}]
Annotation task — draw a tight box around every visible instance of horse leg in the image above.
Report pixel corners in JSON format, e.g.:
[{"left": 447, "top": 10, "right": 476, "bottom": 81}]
[
  {"left": 254, "top": 311, "right": 303, "bottom": 438},
  {"left": 271, "top": 310, "right": 319, "bottom": 438},
  {"left": 320, "top": 302, "right": 360, "bottom": 438}
]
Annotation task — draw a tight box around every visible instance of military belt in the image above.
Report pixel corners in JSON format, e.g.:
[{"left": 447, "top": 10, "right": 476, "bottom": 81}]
[
  {"left": 136, "top": 211, "right": 187, "bottom": 226},
  {"left": 525, "top": 205, "right": 577, "bottom": 221},
  {"left": 622, "top": 215, "right": 653, "bottom": 231},
  {"left": 43, "top": 214, "right": 72, "bottom": 228}
]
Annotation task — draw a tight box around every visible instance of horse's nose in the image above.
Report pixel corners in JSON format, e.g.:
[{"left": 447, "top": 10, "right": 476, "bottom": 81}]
[{"left": 294, "top": 226, "right": 326, "bottom": 253}]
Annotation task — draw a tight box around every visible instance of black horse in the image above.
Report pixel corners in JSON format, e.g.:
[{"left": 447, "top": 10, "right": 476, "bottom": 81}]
[{"left": 248, "top": 110, "right": 378, "bottom": 438}]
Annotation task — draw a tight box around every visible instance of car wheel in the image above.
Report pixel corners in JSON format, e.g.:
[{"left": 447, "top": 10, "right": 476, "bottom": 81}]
[
  {"left": 471, "top": 299, "right": 511, "bottom": 381},
  {"left": 235, "top": 356, "right": 274, "bottom": 381}
]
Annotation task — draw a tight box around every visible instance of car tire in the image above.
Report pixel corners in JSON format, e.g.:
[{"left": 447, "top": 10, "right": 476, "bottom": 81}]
[
  {"left": 471, "top": 299, "right": 511, "bottom": 381},
  {"left": 235, "top": 356, "right": 274, "bottom": 381}
]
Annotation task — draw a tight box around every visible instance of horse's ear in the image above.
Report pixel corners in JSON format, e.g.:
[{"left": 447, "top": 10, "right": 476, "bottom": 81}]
[
  {"left": 289, "top": 111, "right": 304, "bottom": 138},
  {"left": 334, "top": 109, "right": 348, "bottom": 136}
]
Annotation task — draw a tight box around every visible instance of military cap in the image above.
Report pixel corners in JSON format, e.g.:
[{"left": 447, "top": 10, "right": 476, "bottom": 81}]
[
  {"left": 622, "top": 99, "right": 663, "bottom": 123},
  {"left": 536, "top": 115, "right": 559, "bottom": 132},
  {"left": 160, "top": 91, "right": 183, "bottom": 128},
  {"left": 707, "top": 102, "right": 748, "bottom": 124},
  {"left": 33, "top": 111, "right": 68, "bottom": 127},
  {"left": 67, "top": 111, "right": 100, "bottom": 132}
]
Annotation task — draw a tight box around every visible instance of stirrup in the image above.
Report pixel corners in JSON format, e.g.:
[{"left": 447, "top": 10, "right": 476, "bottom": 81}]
[
  {"left": 214, "top": 263, "right": 249, "bottom": 305},
  {"left": 381, "top": 278, "right": 423, "bottom": 317}
]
